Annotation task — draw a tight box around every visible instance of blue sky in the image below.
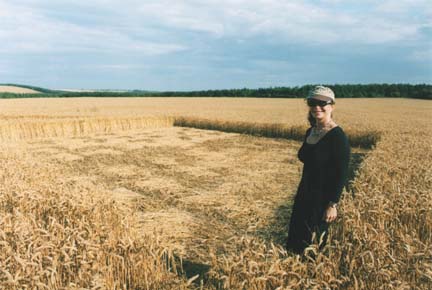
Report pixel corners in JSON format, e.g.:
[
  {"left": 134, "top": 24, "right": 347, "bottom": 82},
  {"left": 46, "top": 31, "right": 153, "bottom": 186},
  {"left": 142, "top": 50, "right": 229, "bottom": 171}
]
[{"left": 0, "top": 0, "right": 431, "bottom": 90}]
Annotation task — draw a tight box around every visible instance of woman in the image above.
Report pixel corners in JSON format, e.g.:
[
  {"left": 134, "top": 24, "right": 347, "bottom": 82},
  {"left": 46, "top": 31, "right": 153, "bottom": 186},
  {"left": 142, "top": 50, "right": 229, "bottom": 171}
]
[{"left": 286, "top": 85, "right": 350, "bottom": 254}]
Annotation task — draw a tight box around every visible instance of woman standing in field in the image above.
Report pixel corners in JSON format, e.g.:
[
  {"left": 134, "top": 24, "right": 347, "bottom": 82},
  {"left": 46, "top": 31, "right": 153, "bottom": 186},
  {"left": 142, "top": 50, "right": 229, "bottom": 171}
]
[{"left": 286, "top": 85, "right": 350, "bottom": 254}]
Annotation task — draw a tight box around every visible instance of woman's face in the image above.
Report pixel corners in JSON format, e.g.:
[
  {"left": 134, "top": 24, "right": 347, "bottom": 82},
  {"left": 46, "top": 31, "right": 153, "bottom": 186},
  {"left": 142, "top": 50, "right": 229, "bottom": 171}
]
[{"left": 309, "top": 98, "right": 334, "bottom": 121}]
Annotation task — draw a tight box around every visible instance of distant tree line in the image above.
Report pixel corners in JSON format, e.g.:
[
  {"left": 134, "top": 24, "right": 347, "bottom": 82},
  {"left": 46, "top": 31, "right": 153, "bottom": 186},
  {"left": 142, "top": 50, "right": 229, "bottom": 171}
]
[
  {"left": 0, "top": 83, "right": 430, "bottom": 99},
  {"left": 157, "top": 84, "right": 431, "bottom": 99}
]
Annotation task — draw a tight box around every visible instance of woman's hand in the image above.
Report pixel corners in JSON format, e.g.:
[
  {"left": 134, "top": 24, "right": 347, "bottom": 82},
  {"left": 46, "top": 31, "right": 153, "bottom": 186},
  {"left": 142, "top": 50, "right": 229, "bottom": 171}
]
[{"left": 323, "top": 206, "right": 337, "bottom": 223}]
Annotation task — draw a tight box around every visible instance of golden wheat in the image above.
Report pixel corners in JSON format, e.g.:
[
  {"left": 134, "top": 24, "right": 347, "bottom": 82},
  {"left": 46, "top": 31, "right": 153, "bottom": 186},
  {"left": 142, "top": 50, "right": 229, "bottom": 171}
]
[
  {"left": 0, "top": 116, "right": 174, "bottom": 141},
  {"left": 0, "top": 97, "right": 430, "bottom": 289},
  {"left": 174, "top": 116, "right": 380, "bottom": 149},
  {"left": 0, "top": 151, "right": 188, "bottom": 289}
]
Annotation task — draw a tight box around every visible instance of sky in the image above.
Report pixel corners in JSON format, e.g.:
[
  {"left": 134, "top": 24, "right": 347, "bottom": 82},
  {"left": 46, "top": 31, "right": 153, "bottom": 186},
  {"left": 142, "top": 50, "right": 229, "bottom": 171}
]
[{"left": 0, "top": 0, "right": 431, "bottom": 91}]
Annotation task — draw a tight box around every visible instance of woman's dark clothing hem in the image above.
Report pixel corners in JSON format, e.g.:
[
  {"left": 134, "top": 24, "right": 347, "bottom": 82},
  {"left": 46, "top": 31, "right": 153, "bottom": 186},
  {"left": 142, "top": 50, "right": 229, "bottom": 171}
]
[{"left": 286, "top": 126, "right": 350, "bottom": 254}]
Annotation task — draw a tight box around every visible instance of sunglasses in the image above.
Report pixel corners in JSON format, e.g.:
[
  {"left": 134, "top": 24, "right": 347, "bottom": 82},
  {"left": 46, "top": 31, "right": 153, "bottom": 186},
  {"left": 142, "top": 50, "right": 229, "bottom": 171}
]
[{"left": 306, "top": 98, "right": 333, "bottom": 107}]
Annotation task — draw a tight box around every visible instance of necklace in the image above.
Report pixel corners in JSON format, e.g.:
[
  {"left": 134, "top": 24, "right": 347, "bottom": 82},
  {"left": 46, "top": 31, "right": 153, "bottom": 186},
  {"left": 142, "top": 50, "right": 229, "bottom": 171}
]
[{"left": 311, "top": 121, "right": 335, "bottom": 137}]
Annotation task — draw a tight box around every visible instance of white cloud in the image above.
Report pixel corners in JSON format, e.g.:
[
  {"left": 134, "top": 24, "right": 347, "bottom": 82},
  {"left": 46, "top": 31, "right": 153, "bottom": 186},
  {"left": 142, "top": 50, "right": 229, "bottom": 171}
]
[
  {"left": 0, "top": 1, "right": 187, "bottom": 55},
  {"left": 375, "top": 0, "right": 431, "bottom": 14},
  {"left": 128, "top": 0, "right": 429, "bottom": 45},
  {"left": 0, "top": 0, "right": 429, "bottom": 54}
]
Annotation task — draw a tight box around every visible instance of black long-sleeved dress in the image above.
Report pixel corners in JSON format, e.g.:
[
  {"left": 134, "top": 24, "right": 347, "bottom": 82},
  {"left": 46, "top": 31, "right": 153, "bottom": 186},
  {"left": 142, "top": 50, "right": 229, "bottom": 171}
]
[{"left": 286, "top": 126, "right": 350, "bottom": 254}]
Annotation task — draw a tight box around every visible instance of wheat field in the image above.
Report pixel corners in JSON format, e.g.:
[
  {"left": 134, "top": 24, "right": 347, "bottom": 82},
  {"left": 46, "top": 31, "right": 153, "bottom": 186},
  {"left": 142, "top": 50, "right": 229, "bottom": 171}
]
[
  {"left": 0, "top": 97, "right": 430, "bottom": 289},
  {"left": 0, "top": 86, "right": 41, "bottom": 94}
]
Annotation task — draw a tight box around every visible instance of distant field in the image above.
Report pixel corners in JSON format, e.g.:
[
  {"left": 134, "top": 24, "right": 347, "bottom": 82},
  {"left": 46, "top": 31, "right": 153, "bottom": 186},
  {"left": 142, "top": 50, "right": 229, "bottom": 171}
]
[
  {"left": 0, "top": 85, "right": 41, "bottom": 94},
  {"left": 0, "top": 97, "right": 430, "bottom": 289},
  {"left": 0, "top": 97, "right": 428, "bottom": 127}
]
